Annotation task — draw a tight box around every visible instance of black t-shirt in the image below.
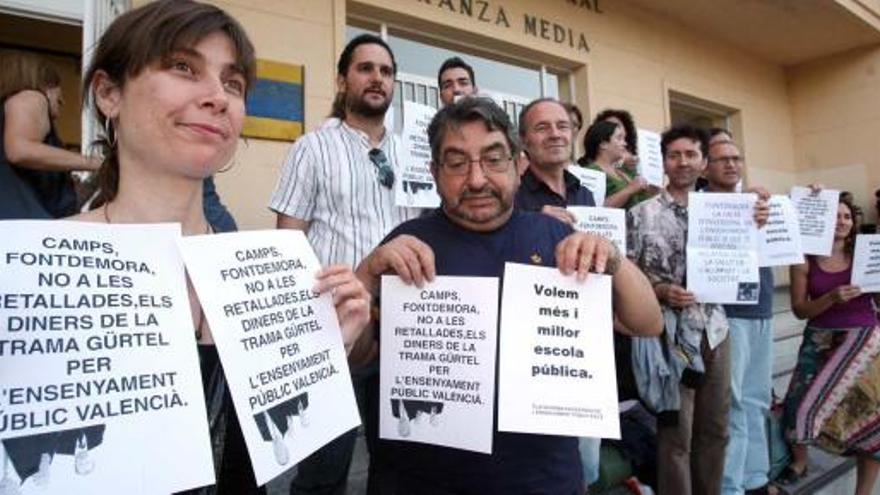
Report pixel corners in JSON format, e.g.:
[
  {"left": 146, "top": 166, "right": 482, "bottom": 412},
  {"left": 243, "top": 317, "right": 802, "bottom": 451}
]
[{"left": 372, "top": 209, "right": 582, "bottom": 495}]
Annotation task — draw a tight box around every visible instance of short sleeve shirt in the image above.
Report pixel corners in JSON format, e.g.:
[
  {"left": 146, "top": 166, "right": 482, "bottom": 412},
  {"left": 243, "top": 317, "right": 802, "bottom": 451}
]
[
  {"left": 269, "top": 121, "right": 421, "bottom": 267},
  {"left": 374, "top": 209, "right": 582, "bottom": 494},
  {"left": 627, "top": 190, "right": 728, "bottom": 348}
]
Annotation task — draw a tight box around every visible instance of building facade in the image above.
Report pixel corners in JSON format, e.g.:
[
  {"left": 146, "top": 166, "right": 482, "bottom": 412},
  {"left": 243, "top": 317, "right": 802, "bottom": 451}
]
[{"left": 4, "top": 0, "right": 880, "bottom": 230}]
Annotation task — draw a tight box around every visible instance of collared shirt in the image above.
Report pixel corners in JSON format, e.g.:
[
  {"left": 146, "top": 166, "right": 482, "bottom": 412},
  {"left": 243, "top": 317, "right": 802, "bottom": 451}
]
[
  {"left": 514, "top": 166, "right": 596, "bottom": 211},
  {"left": 627, "top": 189, "right": 728, "bottom": 348},
  {"left": 269, "top": 121, "right": 421, "bottom": 268}
]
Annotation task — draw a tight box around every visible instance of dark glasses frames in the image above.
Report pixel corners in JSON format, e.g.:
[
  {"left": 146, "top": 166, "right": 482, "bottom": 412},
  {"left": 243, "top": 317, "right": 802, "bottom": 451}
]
[{"left": 368, "top": 148, "right": 395, "bottom": 189}]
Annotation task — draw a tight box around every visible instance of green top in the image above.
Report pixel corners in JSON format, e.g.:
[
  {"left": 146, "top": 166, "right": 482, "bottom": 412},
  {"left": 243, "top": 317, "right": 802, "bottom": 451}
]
[{"left": 585, "top": 162, "right": 653, "bottom": 210}]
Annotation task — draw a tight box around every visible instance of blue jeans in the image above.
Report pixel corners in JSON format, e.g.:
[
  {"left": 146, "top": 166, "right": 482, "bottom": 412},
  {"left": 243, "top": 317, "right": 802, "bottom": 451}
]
[
  {"left": 578, "top": 437, "right": 601, "bottom": 485},
  {"left": 721, "top": 318, "right": 773, "bottom": 494}
]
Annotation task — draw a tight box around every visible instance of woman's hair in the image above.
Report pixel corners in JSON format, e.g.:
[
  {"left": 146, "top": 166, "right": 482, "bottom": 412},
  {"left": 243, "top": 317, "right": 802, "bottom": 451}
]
[
  {"left": 0, "top": 50, "right": 61, "bottom": 103},
  {"left": 839, "top": 194, "right": 857, "bottom": 255},
  {"left": 83, "top": 0, "right": 256, "bottom": 206},
  {"left": 593, "top": 108, "right": 637, "bottom": 156},
  {"left": 582, "top": 120, "right": 619, "bottom": 162}
]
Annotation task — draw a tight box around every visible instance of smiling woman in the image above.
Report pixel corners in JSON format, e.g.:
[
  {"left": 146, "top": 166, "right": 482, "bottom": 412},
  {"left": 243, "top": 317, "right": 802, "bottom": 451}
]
[
  {"left": 75, "top": 3, "right": 263, "bottom": 492},
  {"left": 70, "top": 4, "right": 372, "bottom": 492}
]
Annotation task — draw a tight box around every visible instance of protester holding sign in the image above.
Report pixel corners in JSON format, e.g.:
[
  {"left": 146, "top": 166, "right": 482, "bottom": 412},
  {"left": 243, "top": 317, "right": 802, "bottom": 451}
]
[
  {"left": 778, "top": 194, "right": 880, "bottom": 493},
  {"left": 580, "top": 120, "right": 653, "bottom": 209},
  {"left": 75, "top": 2, "right": 370, "bottom": 492},
  {"left": 704, "top": 140, "right": 777, "bottom": 495},
  {"left": 353, "top": 97, "right": 661, "bottom": 493},
  {"left": 627, "top": 125, "right": 768, "bottom": 495}
]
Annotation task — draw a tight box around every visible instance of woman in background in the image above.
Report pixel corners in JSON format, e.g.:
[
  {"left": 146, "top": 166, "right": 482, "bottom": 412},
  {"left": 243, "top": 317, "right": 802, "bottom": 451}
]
[
  {"left": 779, "top": 194, "right": 880, "bottom": 495},
  {"left": 580, "top": 120, "right": 652, "bottom": 209},
  {"left": 0, "top": 51, "right": 99, "bottom": 218},
  {"left": 79, "top": 1, "right": 370, "bottom": 493}
]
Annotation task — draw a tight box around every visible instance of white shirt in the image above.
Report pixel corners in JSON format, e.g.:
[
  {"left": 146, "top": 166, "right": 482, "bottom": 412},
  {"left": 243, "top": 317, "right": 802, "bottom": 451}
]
[{"left": 269, "top": 121, "right": 421, "bottom": 267}]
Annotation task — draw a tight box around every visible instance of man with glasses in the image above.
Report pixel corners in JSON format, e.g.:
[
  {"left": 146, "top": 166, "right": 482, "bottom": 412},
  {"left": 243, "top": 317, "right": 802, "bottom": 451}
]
[
  {"left": 515, "top": 98, "right": 595, "bottom": 225},
  {"left": 627, "top": 125, "right": 768, "bottom": 495},
  {"left": 353, "top": 96, "right": 661, "bottom": 494},
  {"left": 707, "top": 140, "right": 776, "bottom": 495},
  {"left": 269, "top": 33, "right": 420, "bottom": 495}
]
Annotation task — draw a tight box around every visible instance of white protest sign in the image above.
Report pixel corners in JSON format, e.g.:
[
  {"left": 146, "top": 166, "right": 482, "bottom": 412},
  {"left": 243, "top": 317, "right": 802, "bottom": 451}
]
[
  {"left": 687, "top": 193, "right": 760, "bottom": 305},
  {"left": 177, "top": 230, "right": 359, "bottom": 486},
  {"left": 379, "top": 276, "right": 498, "bottom": 454},
  {"left": 567, "top": 166, "right": 606, "bottom": 206},
  {"left": 852, "top": 235, "right": 880, "bottom": 293},
  {"left": 567, "top": 206, "right": 626, "bottom": 254},
  {"left": 0, "top": 221, "right": 213, "bottom": 495},
  {"left": 791, "top": 187, "right": 839, "bottom": 256},
  {"left": 636, "top": 129, "right": 664, "bottom": 187},
  {"left": 396, "top": 101, "right": 440, "bottom": 208},
  {"left": 759, "top": 195, "right": 805, "bottom": 267},
  {"left": 497, "top": 263, "right": 619, "bottom": 438}
]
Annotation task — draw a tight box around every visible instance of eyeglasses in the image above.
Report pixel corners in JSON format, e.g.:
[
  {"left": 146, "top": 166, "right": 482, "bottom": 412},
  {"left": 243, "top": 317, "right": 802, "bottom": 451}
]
[
  {"left": 440, "top": 152, "right": 513, "bottom": 176},
  {"left": 708, "top": 156, "right": 744, "bottom": 166},
  {"left": 368, "top": 148, "right": 395, "bottom": 189}
]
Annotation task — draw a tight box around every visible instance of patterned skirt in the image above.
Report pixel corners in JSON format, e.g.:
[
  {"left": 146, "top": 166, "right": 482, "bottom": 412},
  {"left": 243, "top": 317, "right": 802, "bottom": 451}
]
[{"left": 782, "top": 325, "right": 880, "bottom": 457}]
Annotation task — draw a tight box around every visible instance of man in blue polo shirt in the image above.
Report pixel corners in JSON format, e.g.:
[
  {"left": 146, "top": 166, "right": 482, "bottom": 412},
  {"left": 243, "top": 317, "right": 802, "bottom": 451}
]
[{"left": 353, "top": 97, "right": 662, "bottom": 494}]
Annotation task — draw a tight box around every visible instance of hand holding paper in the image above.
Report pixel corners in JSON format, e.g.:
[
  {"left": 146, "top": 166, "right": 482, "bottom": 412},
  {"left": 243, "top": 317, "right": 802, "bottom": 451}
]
[
  {"left": 540, "top": 205, "right": 577, "bottom": 225},
  {"left": 829, "top": 284, "right": 862, "bottom": 303},
  {"left": 313, "top": 265, "right": 371, "bottom": 351},
  {"left": 357, "top": 234, "right": 436, "bottom": 292},
  {"left": 660, "top": 283, "right": 697, "bottom": 308},
  {"left": 555, "top": 231, "right": 620, "bottom": 280}
]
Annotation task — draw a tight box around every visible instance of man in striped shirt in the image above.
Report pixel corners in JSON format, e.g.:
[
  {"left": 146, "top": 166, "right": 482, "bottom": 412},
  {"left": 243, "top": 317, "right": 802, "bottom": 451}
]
[{"left": 269, "top": 34, "right": 420, "bottom": 495}]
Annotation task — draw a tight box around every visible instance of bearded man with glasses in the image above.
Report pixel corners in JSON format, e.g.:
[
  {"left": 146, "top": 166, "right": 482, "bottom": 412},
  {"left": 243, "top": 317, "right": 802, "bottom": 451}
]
[
  {"left": 269, "top": 33, "right": 421, "bottom": 495},
  {"left": 352, "top": 97, "right": 662, "bottom": 494}
]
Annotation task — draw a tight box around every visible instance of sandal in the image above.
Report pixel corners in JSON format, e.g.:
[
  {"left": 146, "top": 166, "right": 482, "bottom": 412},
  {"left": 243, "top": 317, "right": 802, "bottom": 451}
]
[{"left": 775, "top": 464, "right": 808, "bottom": 485}]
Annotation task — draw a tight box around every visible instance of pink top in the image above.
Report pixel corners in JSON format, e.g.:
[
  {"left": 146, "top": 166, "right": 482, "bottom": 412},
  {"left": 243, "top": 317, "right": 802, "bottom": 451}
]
[{"left": 807, "top": 256, "right": 878, "bottom": 328}]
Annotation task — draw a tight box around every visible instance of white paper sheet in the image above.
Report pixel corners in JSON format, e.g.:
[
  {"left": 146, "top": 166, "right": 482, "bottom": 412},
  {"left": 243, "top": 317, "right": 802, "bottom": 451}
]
[
  {"left": 636, "top": 129, "right": 664, "bottom": 187},
  {"left": 497, "top": 263, "right": 619, "bottom": 439},
  {"left": 758, "top": 195, "right": 805, "bottom": 267},
  {"left": 852, "top": 234, "right": 880, "bottom": 293},
  {"left": 0, "top": 221, "right": 214, "bottom": 495},
  {"left": 177, "top": 230, "right": 360, "bottom": 486},
  {"left": 791, "top": 187, "right": 839, "bottom": 256},
  {"left": 379, "top": 276, "right": 499, "bottom": 454},
  {"left": 395, "top": 101, "right": 440, "bottom": 208},
  {"left": 567, "top": 166, "right": 607, "bottom": 206},
  {"left": 686, "top": 193, "right": 760, "bottom": 304},
  {"left": 567, "top": 206, "right": 627, "bottom": 254}
]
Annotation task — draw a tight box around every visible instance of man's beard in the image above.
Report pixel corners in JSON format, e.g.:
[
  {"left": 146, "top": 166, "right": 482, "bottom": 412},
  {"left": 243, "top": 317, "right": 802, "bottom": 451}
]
[
  {"left": 347, "top": 90, "right": 391, "bottom": 118},
  {"left": 443, "top": 185, "right": 512, "bottom": 226}
]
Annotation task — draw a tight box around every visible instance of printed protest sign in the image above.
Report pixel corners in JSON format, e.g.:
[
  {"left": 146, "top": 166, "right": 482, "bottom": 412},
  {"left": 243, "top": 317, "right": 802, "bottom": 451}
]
[
  {"left": 687, "top": 193, "right": 760, "bottom": 305},
  {"left": 177, "top": 230, "right": 359, "bottom": 486},
  {"left": 379, "top": 276, "right": 498, "bottom": 454},
  {"left": 497, "top": 263, "right": 619, "bottom": 439},
  {"left": 396, "top": 101, "right": 439, "bottom": 208},
  {"left": 791, "top": 187, "right": 839, "bottom": 256},
  {"left": 0, "top": 221, "right": 213, "bottom": 495},
  {"left": 636, "top": 129, "right": 664, "bottom": 187},
  {"left": 567, "top": 166, "right": 606, "bottom": 206},
  {"left": 567, "top": 206, "right": 626, "bottom": 254},
  {"left": 852, "top": 235, "right": 880, "bottom": 293},
  {"left": 759, "top": 195, "right": 804, "bottom": 267}
]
